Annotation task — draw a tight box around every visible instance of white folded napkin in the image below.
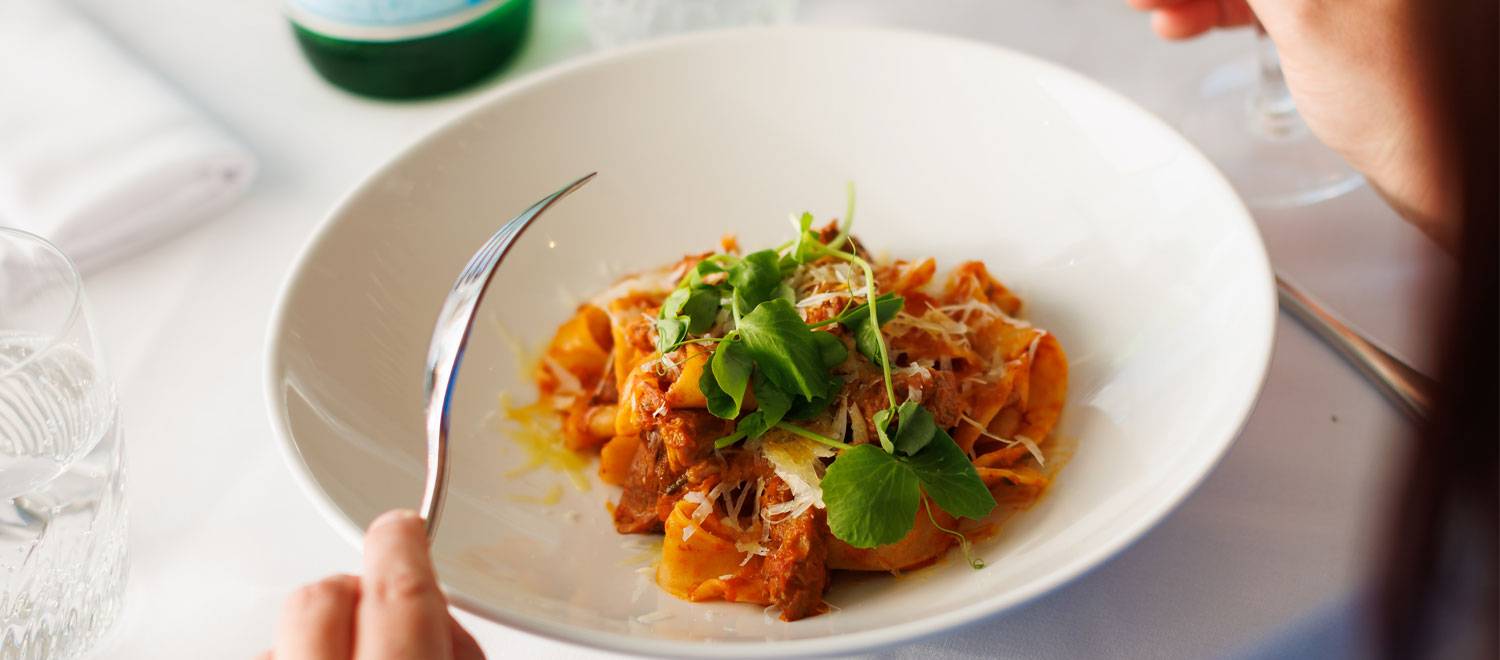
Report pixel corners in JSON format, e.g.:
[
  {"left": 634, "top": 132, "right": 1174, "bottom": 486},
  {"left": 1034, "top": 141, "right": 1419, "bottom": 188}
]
[{"left": 0, "top": 0, "right": 257, "bottom": 272}]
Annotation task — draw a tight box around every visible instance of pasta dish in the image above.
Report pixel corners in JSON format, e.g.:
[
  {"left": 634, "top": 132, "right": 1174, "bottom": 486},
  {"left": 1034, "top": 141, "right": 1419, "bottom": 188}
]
[{"left": 533, "top": 201, "right": 1067, "bottom": 620}]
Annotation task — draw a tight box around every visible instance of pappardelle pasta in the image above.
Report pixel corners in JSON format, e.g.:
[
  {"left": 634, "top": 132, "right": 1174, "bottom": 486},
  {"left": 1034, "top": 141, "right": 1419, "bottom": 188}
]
[{"left": 533, "top": 204, "right": 1067, "bottom": 620}]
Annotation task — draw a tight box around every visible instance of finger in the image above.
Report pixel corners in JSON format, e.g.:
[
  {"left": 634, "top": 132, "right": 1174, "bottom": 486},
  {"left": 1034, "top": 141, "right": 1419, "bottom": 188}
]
[
  {"left": 449, "top": 614, "right": 486, "bottom": 660},
  {"left": 256, "top": 652, "right": 274, "bottom": 660},
  {"left": 1125, "top": 0, "right": 1193, "bottom": 12},
  {"left": 1152, "top": 0, "right": 1257, "bottom": 39},
  {"left": 356, "top": 509, "right": 451, "bottom": 660},
  {"left": 274, "top": 574, "right": 360, "bottom": 660}
]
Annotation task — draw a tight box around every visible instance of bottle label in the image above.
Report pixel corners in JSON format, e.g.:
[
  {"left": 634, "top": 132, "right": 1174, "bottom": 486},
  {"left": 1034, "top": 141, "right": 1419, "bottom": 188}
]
[{"left": 287, "top": 0, "right": 506, "bottom": 42}]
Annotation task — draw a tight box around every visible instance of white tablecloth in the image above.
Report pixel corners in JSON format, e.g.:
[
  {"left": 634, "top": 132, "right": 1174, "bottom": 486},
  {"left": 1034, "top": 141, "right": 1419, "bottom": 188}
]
[{"left": 73, "top": 1, "right": 1451, "bottom": 658}]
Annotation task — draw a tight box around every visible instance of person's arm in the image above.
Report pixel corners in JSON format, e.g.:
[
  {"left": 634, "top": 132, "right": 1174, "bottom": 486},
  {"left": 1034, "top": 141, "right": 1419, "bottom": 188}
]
[{"left": 1129, "top": 0, "right": 1461, "bottom": 251}]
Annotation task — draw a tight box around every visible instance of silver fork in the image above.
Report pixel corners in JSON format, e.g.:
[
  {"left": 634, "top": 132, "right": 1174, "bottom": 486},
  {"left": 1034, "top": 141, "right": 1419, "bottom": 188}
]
[
  {"left": 420, "top": 172, "right": 596, "bottom": 539},
  {"left": 1276, "top": 274, "right": 1436, "bottom": 423}
]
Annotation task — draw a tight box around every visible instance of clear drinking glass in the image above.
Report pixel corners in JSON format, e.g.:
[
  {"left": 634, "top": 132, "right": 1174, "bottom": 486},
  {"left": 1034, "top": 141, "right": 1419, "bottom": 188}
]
[
  {"left": 0, "top": 229, "right": 126, "bottom": 658},
  {"left": 1177, "top": 23, "right": 1364, "bottom": 208}
]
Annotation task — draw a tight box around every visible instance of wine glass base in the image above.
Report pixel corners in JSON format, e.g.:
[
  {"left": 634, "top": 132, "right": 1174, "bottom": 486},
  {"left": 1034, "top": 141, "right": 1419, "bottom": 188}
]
[{"left": 1177, "top": 58, "right": 1364, "bottom": 209}]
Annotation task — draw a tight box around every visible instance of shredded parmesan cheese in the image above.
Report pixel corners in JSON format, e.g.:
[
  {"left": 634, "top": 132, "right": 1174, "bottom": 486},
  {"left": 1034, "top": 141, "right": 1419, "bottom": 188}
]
[
  {"left": 762, "top": 605, "right": 783, "bottom": 623},
  {"left": 1026, "top": 330, "right": 1048, "bottom": 365},
  {"left": 761, "top": 434, "right": 837, "bottom": 517},
  {"left": 959, "top": 413, "right": 1016, "bottom": 446},
  {"left": 957, "top": 416, "right": 1046, "bottom": 465},
  {"left": 848, "top": 403, "right": 869, "bottom": 446},
  {"left": 794, "top": 290, "right": 850, "bottom": 309},
  {"left": 1015, "top": 434, "right": 1047, "bottom": 466},
  {"left": 824, "top": 396, "right": 849, "bottom": 444},
  {"left": 681, "top": 490, "right": 714, "bottom": 541},
  {"left": 905, "top": 386, "right": 924, "bottom": 404},
  {"left": 735, "top": 539, "right": 768, "bottom": 565},
  {"left": 935, "top": 300, "right": 993, "bottom": 323},
  {"left": 635, "top": 611, "right": 674, "bottom": 624},
  {"left": 641, "top": 349, "right": 685, "bottom": 379},
  {"left": 724, "top": 479, "right": 753, "bottom": 524},
  {"left": 541, "top": 356, "right": 582, "bottom": 396},
  {"left": 792, "top": 262, "right": 863, "bottom": 296},
  {"left": 892, "top": 362, "right": 932, "bottom": 380},
  {"left": 886, "top": 309, "right": 970, "bottom": 343}
]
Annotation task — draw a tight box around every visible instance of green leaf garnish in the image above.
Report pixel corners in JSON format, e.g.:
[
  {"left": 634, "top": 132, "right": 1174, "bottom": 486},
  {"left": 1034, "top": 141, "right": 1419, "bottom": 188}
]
[
  {"left": 728, "top": 249, "right": 783, "bottom": 315},
  {"left": 839, "top": 294, "right": 904, "bottom": 367},
  {"left": 773, "top": 421, "right": 848, "bottom": 450},
  {"left": 820, "top": 425, "right": 996, "bottom": 547},
  {"left": 852, "top": 318, "right": 889, "bottom": 368},
  {"left": 700, "top": 355, "right": 734, "bottom": 418},
  {"left": 827, "top": 181, "right": 855, "bottom": 253},
  {"left": 902, "top": 427, "right": 997, "bottom": 520},
  {"left": 828, "top": 292, "right": 904, "bottom": 328},
  {"left": 736, "top": 298, "right": 831, "bottom": 401},
  {"left": 822, "top": 444, "right": 921, "bottom": 548},
  {"left": 684, "top": 258, "right": 727, "bottom": 287},
  {"left": 784, "top": 376, "right": 840, "bottom": 421},
  {"left": 735, "top": 372, "right": 792, "bottom": 439},
  {"left": 707, "top": 339, "right": 752, "bottom": 419},
  {"left": 840, "top": 292, "right": 894, "bottom": 325},
  {"left": 682, "top": 287, "right": 721, "bottom": 334},
  {"left": 654, "top": 317, "right": 686, "bottom": 354},
  {"left": 810, "top": 330, "right": 848, "bottom": 368},
  {"left": 777, "top": 281, "right": 797, "bottom": 304},
  {"left": 712, "top": 427, "right": 747, "bottom": 450},
  {"left": 871, "top": 408, "right": 895, "bottom": 453},
  {"left": 660, "top": 285, "right": 721, "bottom": 336},
  {"left": 788, "top": 211, "right": 825, "bottom": 265},
  {"left": 891, "top": 400, "right": 936, "bottom": 456},
  {"left": 923, "top": 497, "right": 986, "bottom": 570},
  {"left": 661, "top": 287, "right": 691, "bottom": 318}
]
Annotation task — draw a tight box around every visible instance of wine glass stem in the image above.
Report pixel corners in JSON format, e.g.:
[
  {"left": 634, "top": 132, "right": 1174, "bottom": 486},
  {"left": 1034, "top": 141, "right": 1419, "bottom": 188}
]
[{"left": 1251, "top": 20, "right": 1299, "bottom": 136}]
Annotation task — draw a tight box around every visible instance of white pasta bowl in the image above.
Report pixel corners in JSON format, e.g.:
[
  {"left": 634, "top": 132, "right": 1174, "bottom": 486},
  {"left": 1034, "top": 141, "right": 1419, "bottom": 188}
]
[{"left": 265, "top": 27, "right": 1274, "bottom": 658}]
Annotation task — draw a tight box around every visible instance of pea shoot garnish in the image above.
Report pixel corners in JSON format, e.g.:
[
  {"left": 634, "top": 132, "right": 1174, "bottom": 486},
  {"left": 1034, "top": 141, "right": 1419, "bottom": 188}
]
[{"left": 654, "top": 187, "right": 996, "bottom": 553}]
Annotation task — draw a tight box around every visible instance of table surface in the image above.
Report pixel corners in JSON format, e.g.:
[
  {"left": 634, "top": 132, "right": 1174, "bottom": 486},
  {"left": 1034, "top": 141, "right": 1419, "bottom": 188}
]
[{"left": 69, "top": 1, "right": 1453, "bottom": 658}]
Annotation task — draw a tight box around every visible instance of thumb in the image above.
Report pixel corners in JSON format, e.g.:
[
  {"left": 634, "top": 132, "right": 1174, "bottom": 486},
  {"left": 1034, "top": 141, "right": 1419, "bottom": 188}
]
[{"left": 355, "top": 510, "right": 452, "bottom": 660}]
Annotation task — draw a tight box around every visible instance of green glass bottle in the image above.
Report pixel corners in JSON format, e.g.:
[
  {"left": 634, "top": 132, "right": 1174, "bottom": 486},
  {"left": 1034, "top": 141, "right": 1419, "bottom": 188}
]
[{"left": 288, "top": 0, "right": 532, "bottom": 100}]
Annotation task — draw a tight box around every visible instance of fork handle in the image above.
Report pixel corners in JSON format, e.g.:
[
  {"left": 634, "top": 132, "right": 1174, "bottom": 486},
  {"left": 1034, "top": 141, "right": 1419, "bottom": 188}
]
[{"left": 1276, "top": 275, "right": 1437, "bottom": 423}]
